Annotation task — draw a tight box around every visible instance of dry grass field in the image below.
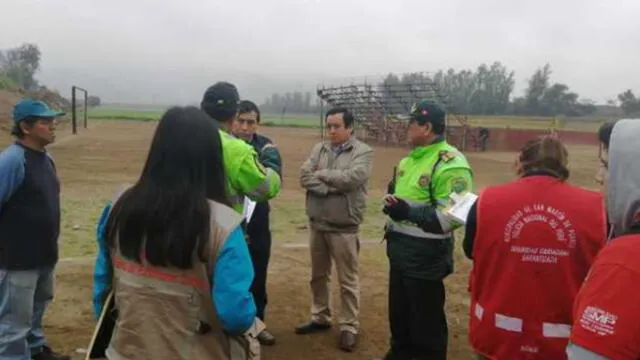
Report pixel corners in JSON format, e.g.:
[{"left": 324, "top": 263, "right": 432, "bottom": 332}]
[{"left": 0, "top": 120, "right": 601, "bottom": 360}]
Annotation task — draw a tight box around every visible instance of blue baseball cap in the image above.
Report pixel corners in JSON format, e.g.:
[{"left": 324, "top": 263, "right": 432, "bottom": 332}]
[{"left": 12, "top": 98, "right": 65, "bottom": 123}]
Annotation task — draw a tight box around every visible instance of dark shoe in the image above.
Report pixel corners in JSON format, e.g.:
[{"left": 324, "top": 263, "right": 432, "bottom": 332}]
[
  {"left": 32, "top": 345, "right": 71, "bottom": 360},
  {"left": 257, "top": 329, "right": 276, "bottom": 346},
  {"left": 294, "top": 320, "right": 331, "bottom": 334},
  {"left": 339, "top": 331, "right": 357, "bottom": 352}
]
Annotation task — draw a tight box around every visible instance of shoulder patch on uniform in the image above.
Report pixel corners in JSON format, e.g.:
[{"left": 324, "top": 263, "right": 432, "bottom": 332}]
[
  {"left": 439, "top": 150, "right": 456, "bottom": 163},
  {"left": 451, "top": 177, "right": 468, "bottom": 194},
  {"left": 418, "top": 173, "right": 431, "bottom": 188}
]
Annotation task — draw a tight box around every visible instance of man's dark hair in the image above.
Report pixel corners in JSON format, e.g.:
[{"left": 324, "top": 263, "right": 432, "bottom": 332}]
[
  {"left": 11, "top": 117, "right": 40, "bottom": 139},
  {"left": 325, "top": 107, "right": 354, "bottom": 128},
  {"left": 598, "top": 120, "right": 619, "bottom": 151},
  {"left": 105, "top": 106, "right": 230, "bottom": 269},
  {"left": 238, "top": 100, "right": 261, "bottom": 123}
]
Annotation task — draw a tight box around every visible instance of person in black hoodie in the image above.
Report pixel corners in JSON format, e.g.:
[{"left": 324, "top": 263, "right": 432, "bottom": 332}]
[{"left": 231, "top": 100, "right": 283, "bottom": 346}]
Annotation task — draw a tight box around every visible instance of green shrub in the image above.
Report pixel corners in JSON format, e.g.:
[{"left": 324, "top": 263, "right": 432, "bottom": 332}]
[{"left": 0, "top": 74, "right": 17, "bottom": 90}]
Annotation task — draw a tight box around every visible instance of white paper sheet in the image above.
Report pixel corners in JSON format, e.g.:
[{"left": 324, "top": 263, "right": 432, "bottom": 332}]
[
  {"left": 442, "top": 192, "right": 478, "bottom": 225},
  {"left": 243, "top": 197, "right": 257, "bottom": 223}
]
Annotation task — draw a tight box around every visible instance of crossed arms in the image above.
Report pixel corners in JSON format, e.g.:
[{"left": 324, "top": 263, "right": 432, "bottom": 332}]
[{"left": 299, "top": 143, "right": 373, "bottom": 196}]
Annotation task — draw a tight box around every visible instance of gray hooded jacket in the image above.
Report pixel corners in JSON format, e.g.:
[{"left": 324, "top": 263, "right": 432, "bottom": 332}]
[
  {"left": 607, "top": 118, "right": 640, "bottom": 239},
  {"left": 566, "top": 118, "right": 640, "bottom": 360}
]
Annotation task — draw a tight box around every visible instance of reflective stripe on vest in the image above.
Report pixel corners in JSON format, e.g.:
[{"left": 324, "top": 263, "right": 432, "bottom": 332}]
[
  {"left": 113, "top": 255, "right": 208, "bottom": 292},
  {"left": 386, "top": 198, "right": 450, "bottom": 239},
  {"left": 245, "top": 168, "right": 278, "bottom": 199},
  {"left": 473, "top": 301, "right": 571, "bottom": 338},
  {"left": 111, "top": 201, "right": 241, "bottom": 293},
  {"left": 386, "top": 220, "right": 449, "bottom": 239}
]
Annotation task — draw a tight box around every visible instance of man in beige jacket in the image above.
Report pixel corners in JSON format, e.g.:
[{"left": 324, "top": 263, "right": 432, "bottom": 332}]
[{"left": 295, "top": 107, "right": 373, "bottom": 352}]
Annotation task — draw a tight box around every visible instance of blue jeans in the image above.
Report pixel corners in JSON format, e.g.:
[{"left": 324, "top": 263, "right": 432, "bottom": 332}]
[{"left": 0, "top": 268, "right": 54, "bottom": 360}]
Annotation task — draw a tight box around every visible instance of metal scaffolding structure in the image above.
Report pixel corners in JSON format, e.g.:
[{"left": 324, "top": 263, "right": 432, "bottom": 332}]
[{"left": 316, "top": 74, "right": 481, "bottom": 150}]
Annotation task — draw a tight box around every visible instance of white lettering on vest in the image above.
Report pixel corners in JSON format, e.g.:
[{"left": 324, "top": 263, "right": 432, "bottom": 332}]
[
  {"left": 503, "top": 203, "right": 577, "bottom": 263},
  {"left": 579, "top": 306, "right": 618, "bottom": 336}
]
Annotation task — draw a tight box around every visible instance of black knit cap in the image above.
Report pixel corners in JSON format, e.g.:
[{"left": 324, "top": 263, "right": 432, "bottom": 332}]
[{"left": 201, "top": 81, "right": 240, "bottom": 121}]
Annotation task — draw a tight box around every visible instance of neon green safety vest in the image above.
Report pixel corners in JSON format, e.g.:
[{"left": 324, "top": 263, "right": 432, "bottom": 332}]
[
  {"left": 219, "top": 130, "right": 281, "bottom": 213},
  {"left": 388, "top": 139, "right": 473, "bottom": 239}
]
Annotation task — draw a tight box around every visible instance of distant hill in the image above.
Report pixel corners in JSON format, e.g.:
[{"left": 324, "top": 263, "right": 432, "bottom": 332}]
[
  {"left": 0, "top": 89, "right": 22, "bottom": 131},
  {"left": 0, "top": 78, "right": 70, "bottom": 132}
]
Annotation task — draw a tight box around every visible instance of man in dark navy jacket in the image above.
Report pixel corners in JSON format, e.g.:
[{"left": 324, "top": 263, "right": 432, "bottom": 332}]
[
  {"left": 232, "top": 100, "right": 283, "bottom": 346},
  {"left": 0, "top": 99, "right": 70, "bottom": 360}
]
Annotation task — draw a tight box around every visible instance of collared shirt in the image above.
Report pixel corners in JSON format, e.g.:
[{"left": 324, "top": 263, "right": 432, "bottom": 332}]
[{"left": 330, "top": 138, "right": 353, "bottom": 156}]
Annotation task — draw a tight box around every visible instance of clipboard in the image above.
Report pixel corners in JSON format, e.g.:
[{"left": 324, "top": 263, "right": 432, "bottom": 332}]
[{"left": 85, "top": 291, "right": 116, "bottom": 360}]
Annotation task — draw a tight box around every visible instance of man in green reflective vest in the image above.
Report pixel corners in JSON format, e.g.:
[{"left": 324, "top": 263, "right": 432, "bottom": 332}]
[
  {"left": 200, "top": 82, "right": 282, "bottom": 213},
  {"left": 374, "top": 99, "right": 474, "bottom": 360}
]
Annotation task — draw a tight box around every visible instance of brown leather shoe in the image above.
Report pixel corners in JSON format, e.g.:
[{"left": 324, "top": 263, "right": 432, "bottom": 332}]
[
  {"left": 257, "top": 329, "right": 276, "bottom": 346},
  {"left": 339, "top": 331, "right": 357, "bottom": 352}
]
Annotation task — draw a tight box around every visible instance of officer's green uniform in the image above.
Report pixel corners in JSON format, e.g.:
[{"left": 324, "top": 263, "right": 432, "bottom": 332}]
[
  {"left": 379, "top": 100, "right": 473, "bottom": 360},
  {"left": 201, "top": 81, "right": 282, "bottom": 215},
  {"left": 386, "top": 139, "right": 472, "bottom": 279},
  {"left": 219, "top": 129, "right": 281, "bottom": 213}
]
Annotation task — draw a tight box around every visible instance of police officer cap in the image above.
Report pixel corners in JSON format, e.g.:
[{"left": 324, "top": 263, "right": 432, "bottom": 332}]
[
  {"left": 409, "top": 99, "right": 446, "bottom": 127},
  {"left": 201, "top": 81, "right": 240, "bottom": 120}
]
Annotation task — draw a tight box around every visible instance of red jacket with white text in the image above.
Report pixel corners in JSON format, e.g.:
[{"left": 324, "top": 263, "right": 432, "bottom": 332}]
[
  {"left": 569, "top": 231, "right": 640, "bottom": 360},
  {"left": 469, "top": 175, "right": 607, "bottom": 360}
]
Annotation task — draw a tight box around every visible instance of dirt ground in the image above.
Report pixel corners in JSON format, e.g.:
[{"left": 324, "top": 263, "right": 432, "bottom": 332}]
[{"left": 0, "top": 121, "right": 601, "bottom": 360}]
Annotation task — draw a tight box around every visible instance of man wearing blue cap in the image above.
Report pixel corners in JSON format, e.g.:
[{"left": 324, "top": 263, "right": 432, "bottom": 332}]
[{"left": 0, "top": 99, "right": 70, "bottom": 360}]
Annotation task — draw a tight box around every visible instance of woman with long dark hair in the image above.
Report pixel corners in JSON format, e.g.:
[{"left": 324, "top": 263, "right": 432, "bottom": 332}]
[{"left": 91, "top": 106, "right": 260, "bottom": 360}]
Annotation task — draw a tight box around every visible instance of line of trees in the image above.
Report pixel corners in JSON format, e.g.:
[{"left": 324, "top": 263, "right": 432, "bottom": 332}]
[
  {"left": 0, "top": 43, "right": 41, "bottom": 91},
  {"left": 261, "top": 91, "right": 320, "bottom": 115},
  {"left": 4, "top": 43, "right": 637, "bottom": 118},
  {"left": 262, "top": 62, "right": 640, "bottom": 118},
  {"left": 508, "top": 64, "right": 596, "bottom": 117},
  {"left": 616, "top": 90, "right": 640, "bottom": 116}
]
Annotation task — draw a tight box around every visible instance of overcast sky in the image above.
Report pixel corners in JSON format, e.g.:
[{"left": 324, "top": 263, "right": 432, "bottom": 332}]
[{"left": 1, "top": 0, "right": 639, "bottom": 105}]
